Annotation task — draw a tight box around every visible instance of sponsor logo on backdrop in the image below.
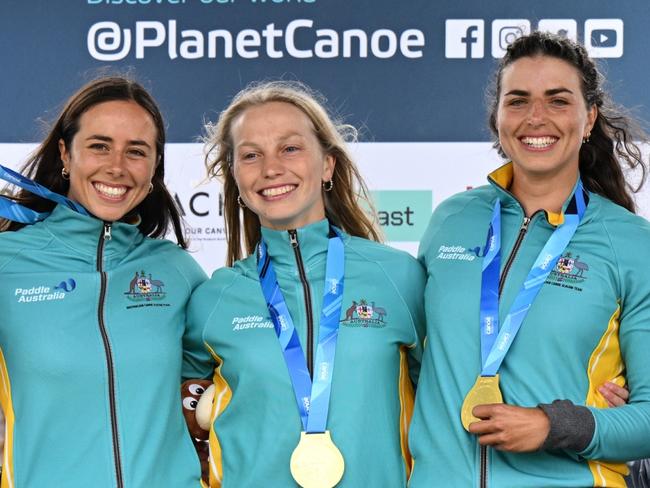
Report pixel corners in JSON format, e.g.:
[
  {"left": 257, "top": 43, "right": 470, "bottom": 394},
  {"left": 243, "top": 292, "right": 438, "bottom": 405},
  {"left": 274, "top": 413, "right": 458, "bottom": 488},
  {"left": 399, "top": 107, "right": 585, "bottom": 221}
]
[
  {"left": 14, "top": 279, "right": 76, "bottom": 304},
  {"left": 446, "top": 18, "right": 623, "bottom": 59},
  {"left": 370, "top": 190, "right": 432, "bottom": 242},
  {"left": 87, "top": 19, "right": 425, "bottom": 61},
  {"left": 175, "top": 191, "right": 227, "bottom": 242}
]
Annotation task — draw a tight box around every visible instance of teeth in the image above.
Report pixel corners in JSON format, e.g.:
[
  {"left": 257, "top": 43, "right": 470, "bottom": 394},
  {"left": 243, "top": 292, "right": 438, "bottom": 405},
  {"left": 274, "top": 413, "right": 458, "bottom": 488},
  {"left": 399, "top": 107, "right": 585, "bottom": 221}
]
[
  {"left": 261, "top": 185, "right": 295, "bottom": 197},
  {"left": 94, "top": 182, "right": 127, "bottom": 198},
  {"left": 521, "top": 136, "right": 557, "bottom": 148}
]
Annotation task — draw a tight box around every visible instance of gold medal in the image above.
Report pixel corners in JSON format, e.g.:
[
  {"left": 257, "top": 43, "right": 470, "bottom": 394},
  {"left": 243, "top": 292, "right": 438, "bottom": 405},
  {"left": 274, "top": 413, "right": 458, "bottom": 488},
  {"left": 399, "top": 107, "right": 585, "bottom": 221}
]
[
  {"left": 290, "top": 431, "right": 345, "bottom": 488},
  {"left": 460, "top": 374, "right": 503, "bottom": 431}
]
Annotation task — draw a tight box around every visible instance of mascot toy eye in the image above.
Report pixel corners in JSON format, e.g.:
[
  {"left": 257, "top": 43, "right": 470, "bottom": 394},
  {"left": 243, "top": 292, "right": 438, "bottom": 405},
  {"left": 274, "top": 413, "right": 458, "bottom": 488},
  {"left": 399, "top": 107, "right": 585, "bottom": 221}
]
[{"left": 181, "top": 380, "right": 213, "bottom": 440}]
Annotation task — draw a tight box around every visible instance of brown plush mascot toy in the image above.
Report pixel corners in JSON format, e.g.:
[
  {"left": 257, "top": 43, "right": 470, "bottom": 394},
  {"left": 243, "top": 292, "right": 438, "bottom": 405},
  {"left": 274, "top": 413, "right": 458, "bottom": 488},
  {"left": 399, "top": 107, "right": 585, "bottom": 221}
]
[{"left": 181, "top": 380, "right": 214, "bottom": 483}]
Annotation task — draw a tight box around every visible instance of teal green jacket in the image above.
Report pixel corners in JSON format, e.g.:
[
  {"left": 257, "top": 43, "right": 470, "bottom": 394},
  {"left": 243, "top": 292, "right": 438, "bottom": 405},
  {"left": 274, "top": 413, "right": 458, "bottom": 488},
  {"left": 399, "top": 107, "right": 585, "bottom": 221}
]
[
  {"left": 186, "top": 219, "right": 426, "bottom": 487},
  {"left": 409, "top": 163, "right": 650, "bottom": 488},
  {"left": 0, "top": 205, "right": 207, "bottom": 488}
]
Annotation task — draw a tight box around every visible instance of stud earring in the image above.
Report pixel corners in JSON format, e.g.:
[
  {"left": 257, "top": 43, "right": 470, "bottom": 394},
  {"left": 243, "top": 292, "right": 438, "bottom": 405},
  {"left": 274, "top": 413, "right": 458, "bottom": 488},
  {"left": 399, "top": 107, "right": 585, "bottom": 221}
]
[{"left": 322, "top": 179, "right": 334, "bottom": 192}]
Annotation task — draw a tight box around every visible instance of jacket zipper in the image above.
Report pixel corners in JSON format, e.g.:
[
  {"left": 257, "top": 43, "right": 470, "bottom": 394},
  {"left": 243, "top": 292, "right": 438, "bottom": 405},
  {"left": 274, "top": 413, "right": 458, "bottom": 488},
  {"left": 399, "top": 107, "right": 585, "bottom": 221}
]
[
  {"left": 288, "top": 230, "right": 314, "bottom": 379},
  {"left": 497, "top": 216, "right": 531, "bottom": 296},
  {"left": 96, "top": 222, "right": 124, "bottom": 488},
  {"left": 480, "top": 215, "right": 532, "bottom": 488}
]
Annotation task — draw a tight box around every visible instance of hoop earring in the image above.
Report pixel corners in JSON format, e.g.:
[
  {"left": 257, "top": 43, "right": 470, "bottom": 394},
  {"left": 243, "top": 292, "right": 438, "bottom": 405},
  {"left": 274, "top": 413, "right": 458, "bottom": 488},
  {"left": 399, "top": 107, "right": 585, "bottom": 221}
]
[
  {"left": 148, "top": 182, "right": 154, "bottom": 194},
  {"left": 322, "top": 179, "right": 334, "bottom": 192},
  {"left": 237, "top": 195, "right": 246, "bottom": 208},
  {"left": 61, "top": 167, "right": 70, "bottom": 180}
]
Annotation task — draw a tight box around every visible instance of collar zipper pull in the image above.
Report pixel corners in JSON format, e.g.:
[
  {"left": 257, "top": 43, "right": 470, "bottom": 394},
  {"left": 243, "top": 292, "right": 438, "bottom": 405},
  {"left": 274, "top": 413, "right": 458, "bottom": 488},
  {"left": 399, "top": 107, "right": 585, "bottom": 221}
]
[
  {"left": 103, "top": 223, "right": 112, "bottom": 241},
  {"left": 288, "top": 230, "right": 298, "bottom": 248}
]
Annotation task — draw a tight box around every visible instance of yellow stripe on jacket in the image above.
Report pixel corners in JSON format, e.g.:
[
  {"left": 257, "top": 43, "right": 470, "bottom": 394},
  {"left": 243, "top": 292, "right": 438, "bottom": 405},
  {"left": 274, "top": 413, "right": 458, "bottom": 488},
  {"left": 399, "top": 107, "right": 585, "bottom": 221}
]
[
  {"left": 205, "top": 344, "right": 233, "bottom": 488},
  {"left": 585, "top": 305, "right": 628, "bottom": 487},
  {"left": 399, "top": 345, "right": 416, "bottom": 479},
  {"left": 0, "top": 348, "right": 15, "bottom": 488}
]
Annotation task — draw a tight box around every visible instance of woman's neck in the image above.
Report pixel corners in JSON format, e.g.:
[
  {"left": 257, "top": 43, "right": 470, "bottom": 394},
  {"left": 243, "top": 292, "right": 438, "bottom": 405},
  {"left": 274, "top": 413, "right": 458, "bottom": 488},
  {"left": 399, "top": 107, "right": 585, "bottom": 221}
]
[{"left": 509, "top": 165, "right": 579, "bottom": 217}]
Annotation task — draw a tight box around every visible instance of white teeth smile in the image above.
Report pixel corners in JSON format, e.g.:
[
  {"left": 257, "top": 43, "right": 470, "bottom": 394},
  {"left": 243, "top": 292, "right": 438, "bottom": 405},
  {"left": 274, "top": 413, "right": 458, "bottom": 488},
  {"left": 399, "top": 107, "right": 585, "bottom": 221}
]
[
  {"left": 261, "top": 185, "right": 296, "bottom": 197},
  {"left": 521, "top": 136, "right": 558, "bottom": 148},
  {"left": 94, "top": 182, "right": 127, "bottom": 198}
]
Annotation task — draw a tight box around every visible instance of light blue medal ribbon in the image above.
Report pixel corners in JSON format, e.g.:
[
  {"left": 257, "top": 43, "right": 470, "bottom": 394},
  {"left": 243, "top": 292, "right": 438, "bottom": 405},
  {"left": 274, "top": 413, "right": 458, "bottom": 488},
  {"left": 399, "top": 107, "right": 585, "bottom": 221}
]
[
  {"left": 0, "top": 164, "right": 88, "bottom": 223},
  {"left": 479, "top": 180, "right": 588, "bottom": 377},
  {"left": 257, "top": 228, "right": 345, "bottom": 433}
]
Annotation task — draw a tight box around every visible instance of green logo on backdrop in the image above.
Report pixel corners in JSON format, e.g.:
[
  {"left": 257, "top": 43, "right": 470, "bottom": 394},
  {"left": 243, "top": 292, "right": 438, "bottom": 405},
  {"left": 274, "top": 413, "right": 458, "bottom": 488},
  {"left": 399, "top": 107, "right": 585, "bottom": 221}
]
[{"left": 370, "top": 190, "right": 432, "bottom": 242}]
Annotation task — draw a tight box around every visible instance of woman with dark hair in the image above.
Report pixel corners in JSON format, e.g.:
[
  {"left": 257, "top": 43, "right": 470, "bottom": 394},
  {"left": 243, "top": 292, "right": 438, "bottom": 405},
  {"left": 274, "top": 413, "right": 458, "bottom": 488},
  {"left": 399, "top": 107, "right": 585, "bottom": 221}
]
[
  {"left": 409, "top": 31, "right": 650, "bottom": 487},
  {"left": 186, "top": 81, "right": 425, "bottom": 487},
  {"left": 0, "top": 76, "right": 206, "bottom": 487}
]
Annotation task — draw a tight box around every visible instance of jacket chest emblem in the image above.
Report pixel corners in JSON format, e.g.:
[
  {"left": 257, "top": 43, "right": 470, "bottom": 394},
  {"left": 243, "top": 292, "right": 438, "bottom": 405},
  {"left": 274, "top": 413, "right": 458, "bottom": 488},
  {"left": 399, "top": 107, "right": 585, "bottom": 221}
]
[
  {"left": 124, "top": 270, "right": 171, "bottom": 308},
  {"left": 435, "top": 244, "right": 480, "bottom": 262},
  {"left": 231, "top": 315, "right": 274, "bottom": 331},
  {"left": 545, "top": 252, "right": 589, "bottom": 291},
  {"left": 340, "top": 298, "right": 387, "bottom": 328},
  {"left": 13, "top": 278, "right": 77, "bottom": 304}
]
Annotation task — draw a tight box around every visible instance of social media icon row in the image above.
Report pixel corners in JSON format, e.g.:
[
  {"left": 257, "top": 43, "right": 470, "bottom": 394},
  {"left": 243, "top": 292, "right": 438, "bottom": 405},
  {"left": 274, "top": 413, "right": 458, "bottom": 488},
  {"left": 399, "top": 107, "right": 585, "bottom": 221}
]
[{"left": 445, "top": 19, "right": 623, "bottom": 59}]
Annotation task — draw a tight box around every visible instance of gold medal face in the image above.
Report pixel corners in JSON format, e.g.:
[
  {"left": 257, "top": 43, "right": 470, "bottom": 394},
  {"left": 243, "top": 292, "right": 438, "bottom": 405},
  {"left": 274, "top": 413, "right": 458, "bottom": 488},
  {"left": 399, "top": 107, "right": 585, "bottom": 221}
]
[
  {"left": 290, "top": 431, "right": 345, "bottom": 488},
  {"left": 460, "top": 374, "right": 503, "bottom": 431}
]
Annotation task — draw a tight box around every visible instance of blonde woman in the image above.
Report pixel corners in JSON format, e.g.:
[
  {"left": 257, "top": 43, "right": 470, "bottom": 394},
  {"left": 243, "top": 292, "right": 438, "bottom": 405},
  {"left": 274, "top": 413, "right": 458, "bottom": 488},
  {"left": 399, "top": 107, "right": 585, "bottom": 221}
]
[{"left": 185, "top": 81, "right": 425, "bottom": 487}]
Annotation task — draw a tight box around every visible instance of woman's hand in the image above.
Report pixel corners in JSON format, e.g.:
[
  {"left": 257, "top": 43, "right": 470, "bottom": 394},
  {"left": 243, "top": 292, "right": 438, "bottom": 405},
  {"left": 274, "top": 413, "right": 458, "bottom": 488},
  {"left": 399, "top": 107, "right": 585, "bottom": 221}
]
[
  {"left": 599, "top": 381, "right": 629, "bottom": 407},
  {"left": 468, "top": 403, "right": 550, "bottom": 452}
]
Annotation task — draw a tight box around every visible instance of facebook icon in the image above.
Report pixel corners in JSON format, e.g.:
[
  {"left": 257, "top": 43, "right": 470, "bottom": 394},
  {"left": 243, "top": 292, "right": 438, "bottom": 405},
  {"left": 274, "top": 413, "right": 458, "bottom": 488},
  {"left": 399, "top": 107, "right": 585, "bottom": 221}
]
[{"left": 446, "top": 20, "right": 485, "bottom": 58}]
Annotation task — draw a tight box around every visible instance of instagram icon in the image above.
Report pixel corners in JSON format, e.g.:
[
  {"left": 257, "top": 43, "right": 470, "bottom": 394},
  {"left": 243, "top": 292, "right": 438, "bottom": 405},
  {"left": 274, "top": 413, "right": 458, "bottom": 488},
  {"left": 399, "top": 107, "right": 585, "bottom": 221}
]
[{"left": 491, "top": 20, "right": 530, "bottom": 58}]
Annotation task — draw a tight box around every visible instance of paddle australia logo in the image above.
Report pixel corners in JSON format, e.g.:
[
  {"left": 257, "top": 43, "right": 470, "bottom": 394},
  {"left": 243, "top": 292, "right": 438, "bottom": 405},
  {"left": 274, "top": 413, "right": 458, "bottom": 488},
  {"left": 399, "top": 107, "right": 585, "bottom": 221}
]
[
  {"left": 435, "top": 244, "right": 482, "bottom": 262},
  {"left": 232, "top": 315, "right": 274, "bottom": 331},
  {"left": 15, "top": 278, "right": 76, "bottom": 304},
  {"left": 340, "top": 298, "right": 387, "bottom": 328},
  {"left": 124, "top": 270, "right": 170, "bottom": 309},
  {"left": 545, "top": 252, "right": 589, "bottom": 291}
]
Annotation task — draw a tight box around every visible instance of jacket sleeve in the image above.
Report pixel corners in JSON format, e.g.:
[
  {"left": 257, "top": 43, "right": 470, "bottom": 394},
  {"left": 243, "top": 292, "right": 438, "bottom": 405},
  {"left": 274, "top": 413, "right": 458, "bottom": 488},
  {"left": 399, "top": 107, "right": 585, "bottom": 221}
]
[
  {"left": 405, "top": 257, "right": 426, "bottom": 386},
  {"left": 384, "top": 253, "right": 426, "bottom": 386},
  {"left": 181, "top": 267, "right": 216, "bottom": 381},
  {"left": 577, "top": 223, "right": 650, "bottom": 461}
]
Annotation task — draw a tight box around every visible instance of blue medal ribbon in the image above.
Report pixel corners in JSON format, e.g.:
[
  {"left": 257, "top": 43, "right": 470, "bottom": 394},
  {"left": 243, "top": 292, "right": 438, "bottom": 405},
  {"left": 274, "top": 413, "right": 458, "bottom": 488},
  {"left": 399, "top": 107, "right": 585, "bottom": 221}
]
[
  {"left": 0, "top": 164, "right": 88, "bottom": 223},
  {"left": 479, "top": 180, "right": 588, "bottom": 377},
  {"left": 257, "top": 228, "right": 345, "bottom": 433}
]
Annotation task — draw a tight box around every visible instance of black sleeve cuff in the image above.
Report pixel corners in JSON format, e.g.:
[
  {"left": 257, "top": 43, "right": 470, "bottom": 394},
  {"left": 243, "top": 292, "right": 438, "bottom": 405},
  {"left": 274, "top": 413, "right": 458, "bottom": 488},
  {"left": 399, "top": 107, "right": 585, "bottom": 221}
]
[{"left": 538, "top": 399, "right": 595, "bottom": 452}]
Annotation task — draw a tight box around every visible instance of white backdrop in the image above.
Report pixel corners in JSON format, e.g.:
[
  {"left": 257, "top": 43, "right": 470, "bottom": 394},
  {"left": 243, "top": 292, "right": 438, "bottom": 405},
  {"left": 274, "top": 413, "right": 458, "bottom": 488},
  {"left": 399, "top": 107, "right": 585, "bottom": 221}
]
[{"left": 2, "top": 142, "right": 649, "bottom": 274}]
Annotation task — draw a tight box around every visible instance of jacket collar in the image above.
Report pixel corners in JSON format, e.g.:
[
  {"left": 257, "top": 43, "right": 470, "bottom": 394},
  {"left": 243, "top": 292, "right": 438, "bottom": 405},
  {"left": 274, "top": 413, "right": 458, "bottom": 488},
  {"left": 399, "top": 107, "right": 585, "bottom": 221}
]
[
  {"left": 260, "top": 219, "right": 332, "bottom": 273},
  {"left": 42, "top": 204, "right": 144, "bottom": 259},
  {"left": 487, "top": 162, "right": 585, "bottom": 227}
]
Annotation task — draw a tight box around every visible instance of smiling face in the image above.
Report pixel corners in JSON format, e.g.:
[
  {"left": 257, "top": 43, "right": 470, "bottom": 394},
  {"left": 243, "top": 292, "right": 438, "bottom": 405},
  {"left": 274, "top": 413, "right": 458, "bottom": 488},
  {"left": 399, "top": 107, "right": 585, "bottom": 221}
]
[
  {"left": 59, "top": 100, "right": 158, "bottom": 222},
  {"left": 231, "top": 101, "right": 335, "bottom": 230},
  {"left": 496, "top": 55, "right": 597, "bottom": 182}
]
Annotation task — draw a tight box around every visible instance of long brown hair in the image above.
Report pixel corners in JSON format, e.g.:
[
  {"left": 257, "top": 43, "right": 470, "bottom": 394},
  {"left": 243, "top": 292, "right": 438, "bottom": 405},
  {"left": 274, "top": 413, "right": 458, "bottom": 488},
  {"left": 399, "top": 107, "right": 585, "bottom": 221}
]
[
  {"left": 487, "top": 31, "right": 648, "bottom": 213},
  {"left": 1, "top": 76, "right": 188, "bottom": 247},
  {"left": 204, "top": 81, "right": 381, "bottom": 266}
]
